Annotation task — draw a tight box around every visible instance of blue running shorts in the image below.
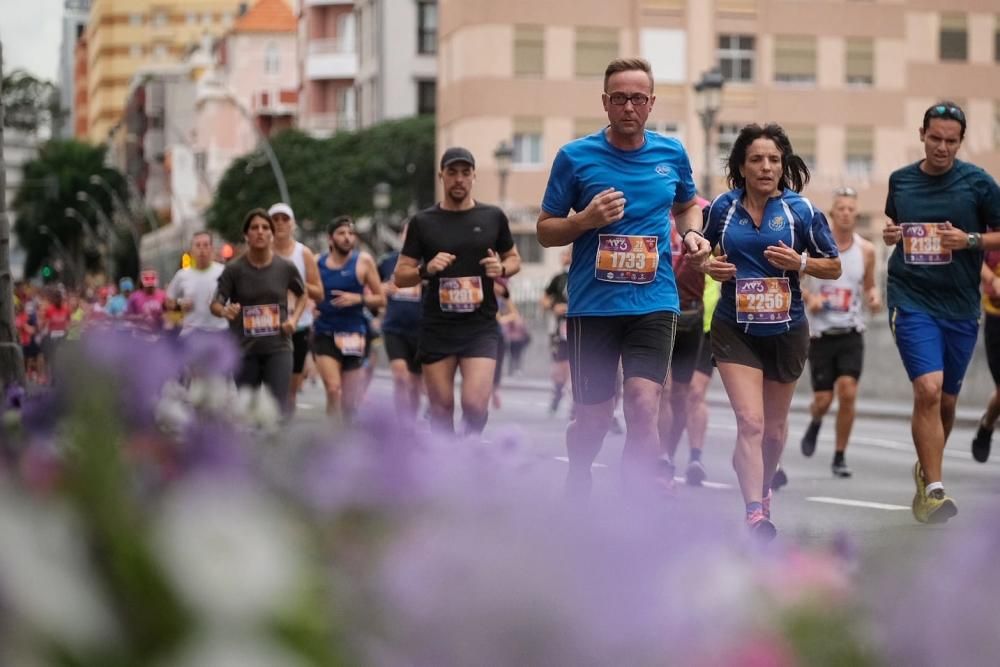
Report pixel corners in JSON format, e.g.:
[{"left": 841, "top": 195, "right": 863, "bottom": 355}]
[{"left": 889, "top": 307, "right": 979, "bottom": 395}]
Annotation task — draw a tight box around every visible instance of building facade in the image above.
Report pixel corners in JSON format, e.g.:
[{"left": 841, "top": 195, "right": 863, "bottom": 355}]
[
  {"left": 84, "top": 0, "right": 251, "bottom": 144},
  {"left": 297, "top": 0, "right": 358, "bottom": 136},
  {"left": 354, "top": 0, "right": 437, "bottom": 128},
  {"left": 58, "top": 0, "right": 92, "bottom": 138},
  {"left": 438, "top": 0, "right": 1000, "bottom": 276}
]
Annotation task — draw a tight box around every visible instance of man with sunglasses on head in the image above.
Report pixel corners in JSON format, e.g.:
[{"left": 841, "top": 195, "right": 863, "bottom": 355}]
[
  {"left": 883, "top": 101, "right": 1000, "bottom": 524},
  {"left": 537, "top": 57, "right": 711, "bottom": 498},
  {"left": 799, "top": 187, "right": 880, "bottom": 478}
]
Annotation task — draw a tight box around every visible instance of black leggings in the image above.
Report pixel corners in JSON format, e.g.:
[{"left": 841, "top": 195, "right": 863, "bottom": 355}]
[
  {"left": 237, "top": 350, "right": 294, "bottom": 411},
  {"left": 986, "top": 315, "right": 1000, "bottom": 387}
]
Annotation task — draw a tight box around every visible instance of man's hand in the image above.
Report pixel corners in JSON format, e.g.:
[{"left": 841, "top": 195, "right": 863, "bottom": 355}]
[
  {"left": 425, "top": 252, "right": 456, "bottom": 276},
  {"left": 554, "top": 303, "right": 568, "bottom": 316},
  {"left": 938, "top": 221, "right": 970, "bottom": 250},
  {"left": 806, "top": 293, "right": 826, "bottom": 314},
  {"left": 763, "top": 241, "right": 802, "bottom": 271},
  {"left": 330, "top": 290, "right": 362, "bottom": 308},
  {"left": 281, "top": 318, "right": 297, "bottom": 335},
  {"left": 220, "top": 303, "right": 241, "bottom": 321},
  {"left": 580, "top": 187, "right": 626, "bottom": 229},
  {"left": 866, "top": 288, "right": 882, "bottom": 313},
  {"left": 700, "top": 254, "right": 737, "bottom": 281},
  {"left": 683, "top": 232, "right": 712, "bottom": 262},
  {"left": 882, "top": 220, "right": 902, "bottom": 246},
  {"left": 480, "top": 249, "right": 503, "bottom": 278}
]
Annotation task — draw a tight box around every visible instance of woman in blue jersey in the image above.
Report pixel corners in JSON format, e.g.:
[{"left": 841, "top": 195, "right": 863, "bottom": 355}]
[
  {"left": 313, "top": 216, "right": 385, "bottom": 422},
  {"left": 702, "top": 124, "right": 841, "bottom": 540}
]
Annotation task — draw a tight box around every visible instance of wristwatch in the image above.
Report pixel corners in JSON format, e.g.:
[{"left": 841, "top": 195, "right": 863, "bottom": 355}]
[{"left": 968, "top": 232, "right": 982, "bottom": 250}]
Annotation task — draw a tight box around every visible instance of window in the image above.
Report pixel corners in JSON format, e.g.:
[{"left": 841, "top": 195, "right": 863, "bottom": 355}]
[
  {"left": 513, "top": 117, "right": 543, "bottom": 166},
  {"left": 845, "top": 126, "right": 874, "bottom": 178},
  {"left": 718, "top": 34, "right": 754, "bottom": 82},
  {"left": 717, "top": 123, "right": 741, "bottom": 165},
  {"left": 774, "top": 35, "right": 816, "bottom": 84},
  {"left": 641, "top": 28, "right": 685, "bottom": 83},
  {"left": 417, "top": 1, "right": 437, "bottom": 54},
  {"left": 152, "top": 10, "right": 168, "bottom": 27},
  {"left": 186, "top": 11, "right": 197, "bottom": 25},
  {"left": 940, "top": 13, "right": 967, "bottom": 61},
  {"left": 653, "top": 122, "right": 681, "bottom": 139},
  {"left": 513, "top": 232, "right": 544, "bottom": 263},
  {"left": 845, "top": 37, "right": 874, "bottom": 86},
  {"left": 417, "top": 80, "right": 436, "bottom": 115},
  {"left": 129, "top": 44, "right": 143, "bottom": 58},
  {"left": 785, "top": 125, "right": 816, "bottom": 169},
  {"left": 574, "top": 118, "right": 606, "bottom": 138},
  {"left": 153, "top": 43, "right": 168, "bottom": 60},
  {"left": 129, "top": 12, "right": 143, "bottom": 26},
  {"left": 264, "top": 42, "right": 280, "bottom": 74},
  {"left": 575, "top": 27, "right": 618, "bottom": 78},
  {"left": 513, "top": 25, "right": 544, "bottom": 78}
]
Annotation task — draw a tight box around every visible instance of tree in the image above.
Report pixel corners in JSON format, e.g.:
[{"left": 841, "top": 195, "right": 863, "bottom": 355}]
[
  {"left": 1, "top": 68, "right": 63, "bottom": 135},
  {"left": 1, "top": 42, "right": 26, "bottom": 386},
  {"left": 12, "top": 140, "right": 129, "bottom": 284},
  {"left": 206, "top": 116, "right": 437, "bottom": 241}
]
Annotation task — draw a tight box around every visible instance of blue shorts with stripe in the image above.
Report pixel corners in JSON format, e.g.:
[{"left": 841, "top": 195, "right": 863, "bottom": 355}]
[{"left": 889, "top": 306, "right": 979, "bottom": 395}]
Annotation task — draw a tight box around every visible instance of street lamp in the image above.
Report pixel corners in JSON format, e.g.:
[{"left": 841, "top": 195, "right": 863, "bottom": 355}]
[
  {"left": 88, "top": 175, "right": 142, "bottom": 262},
  {"left": 66, "top": 206, "right": 109, "bottom": 277},
  {"left": 693, "top": 68, "right": 725, "bottom": 198},
  {"left": 493, "top": 140, "right": 514, "bottom": 207},
  {"left": 372, "top": 182, "right": 392, "bottom": 256}
]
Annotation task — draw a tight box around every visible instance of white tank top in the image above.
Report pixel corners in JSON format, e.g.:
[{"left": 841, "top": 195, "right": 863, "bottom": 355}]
[
  {"left": 283, "top": 241, "right": 314, "bottom": 329},
  {"left": 808, "top": 233, "right": 865, "bottom": 335}
]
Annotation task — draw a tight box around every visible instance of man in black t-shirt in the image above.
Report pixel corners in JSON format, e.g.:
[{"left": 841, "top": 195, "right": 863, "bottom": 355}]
[
  {"left": 394, "top": 147, "right": 522, "bottom": 435},
  {"left": 541, "top": 248, "right": 571, "bottom": 416}
]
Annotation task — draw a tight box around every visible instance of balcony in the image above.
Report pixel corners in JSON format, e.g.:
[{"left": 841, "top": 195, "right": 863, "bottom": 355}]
[
  {"left": 305, "top": 38, "right": 357, "bottom": 80},
  {"left": 299, "top": 112, "right": 357, "bottom": 138}
]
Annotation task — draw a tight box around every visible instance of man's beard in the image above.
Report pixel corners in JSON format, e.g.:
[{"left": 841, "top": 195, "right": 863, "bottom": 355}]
[{"left": 332, "top": 241, "right": 353, "bottom": 256}]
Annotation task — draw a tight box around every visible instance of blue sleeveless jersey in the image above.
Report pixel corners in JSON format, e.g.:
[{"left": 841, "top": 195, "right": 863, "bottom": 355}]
[{"left": 314, "top": 252, "right": 367, "bottom": 335}]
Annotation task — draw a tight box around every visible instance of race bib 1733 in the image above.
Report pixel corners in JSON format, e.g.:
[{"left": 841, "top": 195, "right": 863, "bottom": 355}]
[{"left": 595, "top": 234, "right": 658, "bottom": 284}]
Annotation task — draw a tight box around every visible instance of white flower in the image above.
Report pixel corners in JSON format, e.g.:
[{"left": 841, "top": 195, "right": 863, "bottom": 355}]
[
  {"left": 165, "top": 631, "right": 309, "bottom": 667},
  {"left": 0, "top": 486, "right": 116, "bottom": 646},
  {"left": 154, "top": 480, "right": 304, "bottom": 625},
  {"left": 155, "top": 394, "right": 194, "bottom": 436}
]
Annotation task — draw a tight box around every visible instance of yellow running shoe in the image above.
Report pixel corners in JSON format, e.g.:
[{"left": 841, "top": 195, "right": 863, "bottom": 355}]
[{"left": 911, "top": 461, "right": 958, "bottom": 524}]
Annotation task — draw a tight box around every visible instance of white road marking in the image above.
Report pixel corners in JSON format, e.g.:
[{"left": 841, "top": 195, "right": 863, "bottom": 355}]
[
  {"left": 553, "top": 456, "right": 607, "bottom": 469},
  {"left": 806, "top": 496, "right": 910, "bottom": 511}
]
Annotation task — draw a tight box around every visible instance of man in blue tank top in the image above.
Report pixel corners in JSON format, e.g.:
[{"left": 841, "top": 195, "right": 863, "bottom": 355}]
[
  {"left": 537, "top": 57, "right": 711, "bottom": 498},
  {"left": 882, "top": 101, "right": 1000, "bottom": 523},
  {"left": 313, "top": 216, "right": 386, "bottom": 422}
]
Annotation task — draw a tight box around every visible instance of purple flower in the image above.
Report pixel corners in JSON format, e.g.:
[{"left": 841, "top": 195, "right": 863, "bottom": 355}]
[{"left": 177, "top": 331, "right": 240, "bottom": 377}]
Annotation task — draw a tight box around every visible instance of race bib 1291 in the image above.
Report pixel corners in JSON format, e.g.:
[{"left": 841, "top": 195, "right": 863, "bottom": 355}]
[{"left": 439, "top": 276, "right": 484, "bottom": 313}]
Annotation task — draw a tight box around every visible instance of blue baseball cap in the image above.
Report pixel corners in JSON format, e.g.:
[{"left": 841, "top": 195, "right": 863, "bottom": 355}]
[{"left": 119, "top": 277, "right": 134, "bottom": 291}]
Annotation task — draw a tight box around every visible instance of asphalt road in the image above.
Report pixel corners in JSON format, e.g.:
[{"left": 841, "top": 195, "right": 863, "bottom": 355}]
[{"left": 292, "top": 374, "right": 1000, "bottom": 556}]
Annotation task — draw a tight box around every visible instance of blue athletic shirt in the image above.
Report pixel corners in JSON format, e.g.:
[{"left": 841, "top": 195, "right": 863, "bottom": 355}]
[
  {"left": 541, "top": 129, "right": 697, "bottom": 317},
  {"left": 704, "top": 188, "right": 839, "bottom": 336},
  {"left": 378, "top": 251, "right": 422, "bottom": 336},
  {"left": 314, "top": 251, "right": 367, "bottom": 335},
  {"left": 885, "top": 159, "right": 1000, "bottom": 320}
]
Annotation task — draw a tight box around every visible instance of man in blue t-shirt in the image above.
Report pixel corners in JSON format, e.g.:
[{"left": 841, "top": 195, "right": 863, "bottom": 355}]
[
  {"left": 537, "top": 57, "right": 711, "bottom": 498},
  {"left": 883, "top": 101, "right": 1000, "bottom": 524}
]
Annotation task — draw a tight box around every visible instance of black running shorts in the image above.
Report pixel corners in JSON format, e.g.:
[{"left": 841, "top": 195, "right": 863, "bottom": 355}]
[
  {"left": 567, "top": 311, "right": 678, "bottom": 405},
  {"left": 669, "top": 309, "right": 704, "bottom": 385},
  {"left": 808, "top": 330, "right": 864, "bottom": 392},
  {"left": 711, "top": 317, "right": 809, "bottom": 384},
  {"left": 384, "top": 331, "right": 421, "bottom": 375},
  {"left": 291, "top": 328, "right": 310, "bottom": 374},
  {"left": 417, "top": 321, "right": 500, "bottom": 365},
  {"left": 986, "top": 314, "right": 1000, "bottom": 387},
  {"left": 313, "top": 331, "right": 367, "bottom": 371}
]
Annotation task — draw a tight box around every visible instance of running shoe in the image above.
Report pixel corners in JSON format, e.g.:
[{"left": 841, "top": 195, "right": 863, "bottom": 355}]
[
  {"left": 831, "top": 460, "right": 853, "bottom": 478},
  {"left": 762, "top": 489, "right": 772, "bottom": 519},
  {"left": 770, "top": 466, "right": 788, "bottom": 491},
  {"left": 911, "top": 461, "right": 958, "bottom": 524},
  {"left": 972, "top": 422, "right": 993, "bottom": 463},
  {"left": 746, "top": 508, "right": 777, "bottom": 542},
  {"left": 656, "top": 459, "right": 677, "bottom": 494},
  {"left": 685, "top": 459, "right": 707, "bottom": 486},
  {"left": 800, "top": 419, "right": 821, "bottom": 457}
]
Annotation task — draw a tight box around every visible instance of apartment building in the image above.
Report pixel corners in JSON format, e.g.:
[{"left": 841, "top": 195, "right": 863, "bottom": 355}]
[
  {"left": 438, "top": 0, "right": 1000, "bottom": 275},
  {"left": 354, "top": 0, "right": 437, "bottom": 127},
  {"left": 297, "top": 0, "right": 358, "bottom": 136},
  {"left": 57, "top": 0, "right": 92, "bottom": 138},
  {"left": 84, "top": 0, "right": 250, "bottom": 144}
]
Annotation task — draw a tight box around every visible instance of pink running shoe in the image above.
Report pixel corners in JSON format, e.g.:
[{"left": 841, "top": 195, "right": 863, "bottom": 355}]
[{"left": 746, "top": 508, "right": 777, "bottom": 542}]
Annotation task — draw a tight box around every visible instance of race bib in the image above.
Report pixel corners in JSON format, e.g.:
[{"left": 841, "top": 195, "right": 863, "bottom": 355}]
[
  {"left": 242, "top": 304, "right": 281, "bottom": 337},
  {"left": 901, "top": 223, "right": 951, "bottom": 265},
  {"left": 820, "top": 285, "right": 853, "bottom": 313},
  {"left": 736, "top": 277, "right": 792, "bottom": 324},
  {"left": 334, "top": 331, "right": 365, "bottom": 357},
  {"left": 595, "top": 235, "right": 658, "bottom": 284},
  {"left": 393, "top": 285, "right": 422, "bottom": 302},
  {"left": 439, "top": 277, "right": 484, "bottom": 313}
]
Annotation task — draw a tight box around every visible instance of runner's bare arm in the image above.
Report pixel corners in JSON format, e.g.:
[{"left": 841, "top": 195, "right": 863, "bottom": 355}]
[
  {"left": 536, "top": 188, "right": 625, "bottom": 247},
  {"left": 361, "top": 254, "right": 386, "bottom": 310},
  {"left": 301, "top": 246, "right": 325, "bottom": 302},
  {"left": 672, "top": 198, "right": 711, "bottom": 261},
  {"left": 393, "top": 254, "right": 422, "bottom": 288},
  {"left": 862, "top": 240, "right": 882, "bottom": 312},
  {"left": 499, "top": 247, "right": 521, "bottom": 279},
  {"left": 764, "top": 240, "right": 841, "bottom": 279}
]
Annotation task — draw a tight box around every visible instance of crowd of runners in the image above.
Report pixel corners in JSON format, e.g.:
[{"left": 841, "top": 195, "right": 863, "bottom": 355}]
[{"left": 17, "top": 57, "right": 1000, "bottom": 541}]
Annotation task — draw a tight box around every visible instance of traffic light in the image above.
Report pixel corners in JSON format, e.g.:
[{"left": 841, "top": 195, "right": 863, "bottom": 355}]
[
  {"left": 220, "top": 243, "right": 234, "bottom": 261},
  {"left": 181, "top": 252, "right": 192, "bottom": 269},
  {"left": 41, "top": 265, "right": 54, "bottom": 280}
]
